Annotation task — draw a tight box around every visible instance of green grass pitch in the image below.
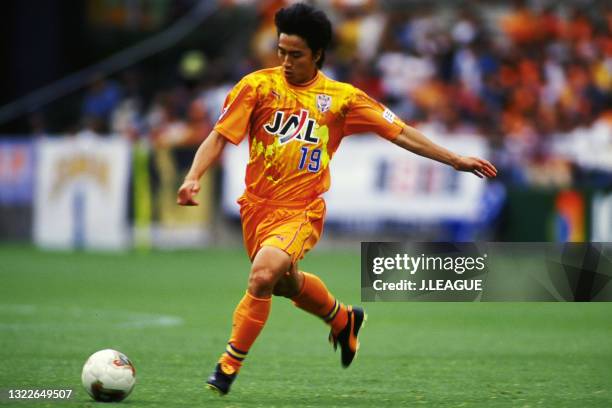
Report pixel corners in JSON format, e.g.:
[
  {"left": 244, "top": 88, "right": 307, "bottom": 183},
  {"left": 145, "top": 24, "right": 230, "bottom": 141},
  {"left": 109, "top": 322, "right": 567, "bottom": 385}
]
[{"left": 1, "top": 245, "right": 611, "bottom": 407}]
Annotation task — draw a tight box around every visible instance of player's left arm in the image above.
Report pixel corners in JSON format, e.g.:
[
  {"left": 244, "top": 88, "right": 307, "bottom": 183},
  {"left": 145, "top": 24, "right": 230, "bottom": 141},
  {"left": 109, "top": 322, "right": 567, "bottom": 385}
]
[{"left": 392, "top": 125, "right": 497, "bottom": 178}]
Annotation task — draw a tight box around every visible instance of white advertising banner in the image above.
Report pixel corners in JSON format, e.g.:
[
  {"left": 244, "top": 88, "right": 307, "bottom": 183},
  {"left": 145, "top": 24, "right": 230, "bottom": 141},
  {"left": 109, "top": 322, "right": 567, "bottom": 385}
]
[
  {"left": 34, "top": 137, "right": 131, "bottom": 249},
  {"left": 222, "top": 133, "right": 488, "bottom": 224}
]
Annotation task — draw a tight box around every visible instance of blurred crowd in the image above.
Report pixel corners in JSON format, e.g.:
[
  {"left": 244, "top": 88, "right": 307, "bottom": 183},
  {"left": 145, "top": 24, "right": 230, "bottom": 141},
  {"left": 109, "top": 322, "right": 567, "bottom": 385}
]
[{"left": 60, "top": 0, "right": 611, "bottom": 187}]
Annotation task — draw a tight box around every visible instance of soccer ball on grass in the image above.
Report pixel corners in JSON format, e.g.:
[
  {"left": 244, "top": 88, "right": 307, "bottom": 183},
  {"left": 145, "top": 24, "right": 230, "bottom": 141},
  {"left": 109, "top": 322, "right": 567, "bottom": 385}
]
[{"left": 81, "top": 349, "right": 136, "bottom": 402}]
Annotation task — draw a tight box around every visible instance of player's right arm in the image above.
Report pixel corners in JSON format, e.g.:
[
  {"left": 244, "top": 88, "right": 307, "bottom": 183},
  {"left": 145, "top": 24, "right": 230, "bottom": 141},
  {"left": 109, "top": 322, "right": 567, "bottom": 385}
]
[
  {"left": 178, "top": 73, "right": 258, "bottom": 206},
  {"left": 177, "top": 130, "right": 227, "bottom": 206}
]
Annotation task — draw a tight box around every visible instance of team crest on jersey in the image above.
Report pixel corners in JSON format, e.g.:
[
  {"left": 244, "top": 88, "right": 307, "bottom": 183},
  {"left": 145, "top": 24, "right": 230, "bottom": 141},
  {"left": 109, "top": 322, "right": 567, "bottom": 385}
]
[
  {"left": 316, "top": 94, "right": 332, "bottom": 113},
  {"left": 263, "top": 109, "right": 319, "bottom": 145}
]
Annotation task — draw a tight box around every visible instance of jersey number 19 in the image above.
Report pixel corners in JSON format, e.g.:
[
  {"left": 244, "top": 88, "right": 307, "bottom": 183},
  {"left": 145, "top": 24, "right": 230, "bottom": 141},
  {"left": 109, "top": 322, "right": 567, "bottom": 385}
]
[{"left": 298, "top": 147, "right": 321, "bottom": 173}]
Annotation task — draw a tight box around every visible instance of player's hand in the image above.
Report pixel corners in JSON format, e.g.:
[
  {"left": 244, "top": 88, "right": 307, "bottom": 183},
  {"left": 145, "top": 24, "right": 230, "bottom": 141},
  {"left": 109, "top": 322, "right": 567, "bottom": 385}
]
[
  {"left": 453, "top": 156, "right": 498, "bottom": 178},
  {"left": 176, "top": 179, "right": 200, "bottom": 206}
]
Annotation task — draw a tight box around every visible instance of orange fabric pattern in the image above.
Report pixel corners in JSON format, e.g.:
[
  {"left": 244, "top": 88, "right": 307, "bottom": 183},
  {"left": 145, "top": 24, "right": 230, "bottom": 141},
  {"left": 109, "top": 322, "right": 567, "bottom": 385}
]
[
  {"left": 238, "top": 191, "right": 325, "bottom": 262},
  {"left": 214, "top": 66, "right": 404, "bottom": 202}
]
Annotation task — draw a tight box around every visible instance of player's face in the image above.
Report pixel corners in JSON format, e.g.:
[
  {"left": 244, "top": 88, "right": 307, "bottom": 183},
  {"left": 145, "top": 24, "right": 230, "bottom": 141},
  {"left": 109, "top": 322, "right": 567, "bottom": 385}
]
[{"left": 277, "top": 33, "right": 321, "bottom": 85}]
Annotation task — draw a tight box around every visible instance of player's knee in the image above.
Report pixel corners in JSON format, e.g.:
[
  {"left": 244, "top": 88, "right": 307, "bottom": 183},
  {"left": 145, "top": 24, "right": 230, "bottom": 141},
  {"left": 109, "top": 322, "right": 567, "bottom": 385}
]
[{"left": 248, "top": 264, "right": 279, "bottom": 297}]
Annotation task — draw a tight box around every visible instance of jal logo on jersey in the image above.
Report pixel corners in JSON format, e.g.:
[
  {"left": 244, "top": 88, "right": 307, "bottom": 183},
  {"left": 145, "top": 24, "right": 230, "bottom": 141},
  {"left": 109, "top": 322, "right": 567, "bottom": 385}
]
[{"left": 263, "top": 109, "right": 319, "bottom": 145}]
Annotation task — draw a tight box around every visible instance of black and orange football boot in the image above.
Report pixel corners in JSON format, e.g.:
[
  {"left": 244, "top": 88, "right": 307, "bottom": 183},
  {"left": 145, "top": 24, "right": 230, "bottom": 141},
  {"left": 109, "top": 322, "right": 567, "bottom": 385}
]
[{"left": 328, "top": 306, "right": 366, "bottom": 368}]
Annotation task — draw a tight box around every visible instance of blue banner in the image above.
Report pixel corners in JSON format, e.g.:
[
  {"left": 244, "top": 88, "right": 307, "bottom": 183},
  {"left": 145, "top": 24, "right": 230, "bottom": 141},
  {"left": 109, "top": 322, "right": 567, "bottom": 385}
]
[{"left": 0, "top": 139, "right": 34, "bottom": 205}]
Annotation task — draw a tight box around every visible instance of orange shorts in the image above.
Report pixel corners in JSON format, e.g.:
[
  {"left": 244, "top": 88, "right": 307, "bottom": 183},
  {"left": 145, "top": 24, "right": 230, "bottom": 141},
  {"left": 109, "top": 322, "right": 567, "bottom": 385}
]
[{"left": 238, "top": 191, "right": 326, "bottom": 263}]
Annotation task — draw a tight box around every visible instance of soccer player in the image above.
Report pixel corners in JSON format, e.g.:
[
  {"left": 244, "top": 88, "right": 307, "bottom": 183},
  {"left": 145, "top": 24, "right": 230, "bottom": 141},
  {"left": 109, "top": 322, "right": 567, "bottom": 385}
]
[{"left": 177, "top": 3, "right": 497, "bottom": 395}]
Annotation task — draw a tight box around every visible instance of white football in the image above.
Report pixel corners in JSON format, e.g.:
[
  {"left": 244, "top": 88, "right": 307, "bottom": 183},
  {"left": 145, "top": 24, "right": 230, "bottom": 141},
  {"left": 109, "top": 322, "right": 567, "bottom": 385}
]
[{"left": 81, "top": 349, "right": 136, "bottom": 402}]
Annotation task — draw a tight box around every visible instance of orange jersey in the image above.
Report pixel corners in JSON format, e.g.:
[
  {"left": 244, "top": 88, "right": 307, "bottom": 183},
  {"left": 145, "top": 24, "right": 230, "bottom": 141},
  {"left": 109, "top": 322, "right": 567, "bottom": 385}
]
[{"left": 214, "top": 66, "right": 405, "bottom": 201}]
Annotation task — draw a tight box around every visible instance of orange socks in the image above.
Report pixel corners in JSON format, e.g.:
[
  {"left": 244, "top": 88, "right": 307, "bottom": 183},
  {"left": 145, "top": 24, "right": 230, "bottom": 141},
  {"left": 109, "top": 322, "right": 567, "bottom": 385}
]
[
  {"left": 291, "top": 272, "right": 348, "bottom": 335},
  {"left": 218, "top": 273, "right": 345, "bottom": 372},
  {"left": 219, "top": 291, "right": 271, "bottom": 372}
]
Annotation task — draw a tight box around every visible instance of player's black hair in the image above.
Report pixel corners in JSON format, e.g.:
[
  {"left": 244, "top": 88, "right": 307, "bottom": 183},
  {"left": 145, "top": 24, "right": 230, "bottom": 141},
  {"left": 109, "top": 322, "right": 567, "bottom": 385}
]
[{"left": 274, "top": 3, "right": 332, "bottom": 68}]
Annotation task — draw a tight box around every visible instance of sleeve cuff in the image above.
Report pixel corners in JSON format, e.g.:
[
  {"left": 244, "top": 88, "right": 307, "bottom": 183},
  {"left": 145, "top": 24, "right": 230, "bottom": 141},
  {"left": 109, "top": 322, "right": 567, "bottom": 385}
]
[{"left": 214, "top": 124, "right": 243, "bottom": 145}]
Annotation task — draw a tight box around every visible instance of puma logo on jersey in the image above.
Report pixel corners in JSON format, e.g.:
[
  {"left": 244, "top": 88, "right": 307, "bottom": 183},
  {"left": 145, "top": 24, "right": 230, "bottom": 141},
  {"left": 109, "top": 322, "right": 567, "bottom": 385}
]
[{"left": 263, "top": 109, "right": 319, "bottom": 145}]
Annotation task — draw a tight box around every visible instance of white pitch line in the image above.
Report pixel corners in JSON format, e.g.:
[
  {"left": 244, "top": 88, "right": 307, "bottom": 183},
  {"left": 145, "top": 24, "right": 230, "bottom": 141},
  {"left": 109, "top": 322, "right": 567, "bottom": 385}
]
[{"left": 0, "top": 304, "right": 184, "bottom": 330}]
